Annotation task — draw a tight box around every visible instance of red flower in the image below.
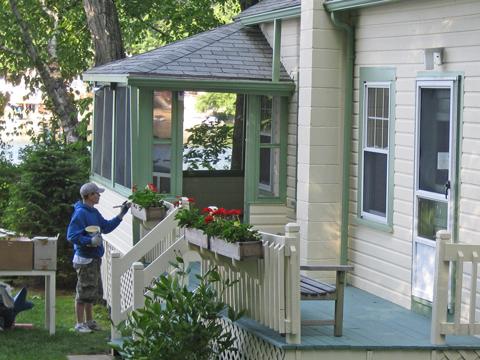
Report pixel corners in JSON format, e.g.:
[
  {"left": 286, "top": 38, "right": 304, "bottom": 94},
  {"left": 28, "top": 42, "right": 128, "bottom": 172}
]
[
  {"left": 204, "top": 215, "right": 214, "bottom": 223},
  {"left": 202, "top": 207, "right": 211, "bottom": 214},
  {"left": 232, "top": 209, "right": 242, "bottom": 216},
  {"left": 187, "top": 197, "right": 195, "bottom": 203},
  {"left": 146, "top": 183, "right": 158, "bottom": 192}
]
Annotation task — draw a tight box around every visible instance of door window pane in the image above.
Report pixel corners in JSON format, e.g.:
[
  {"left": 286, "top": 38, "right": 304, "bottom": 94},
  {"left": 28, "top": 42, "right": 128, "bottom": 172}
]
[
  {"left": 363, "top": 151, "right": 387, "bottom": 217},
  {"left": 260, "top": 96, "right": 280, "bottom": 144},
  {"left": 418, "top": 88, "right": 450, "bottom": 194},
  {"left": 153, "top": 91, "right": 172, "bottom": 140},
  {"left": 365, "top": 86, "right": 389, "bottom": 149},
  {"left": 417, "top": 197, "right": 448, "bottom": 240},
  {"left": 153, "top": 144, "right": 171, "bottom": 193}
]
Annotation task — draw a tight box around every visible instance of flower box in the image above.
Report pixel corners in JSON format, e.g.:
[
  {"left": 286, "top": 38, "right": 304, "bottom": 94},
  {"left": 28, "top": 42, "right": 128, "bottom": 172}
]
[
  {"left": 210, "top": 237, "right": 263, "bottom": 261},
  {"left": 131, "top": 203, "right": 167, "bottom": 222},
  {"left": 185, "top": 228, "right": 209, "bottom": 249}
]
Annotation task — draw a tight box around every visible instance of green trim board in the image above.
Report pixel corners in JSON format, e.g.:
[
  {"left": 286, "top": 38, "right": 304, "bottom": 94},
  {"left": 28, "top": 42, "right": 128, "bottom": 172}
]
[
  {"left": 356, "top": 67, "right": 396, "bottom": 231},
  {"left": 324, "top": 0, "right": 401, "bottom": 12},
  {"left": 272, "top": 19, "right": 282, "bottom": 83},
  {"left": 128, "top": 77, "right": 295, "bottom": 96},
  {"left": 82, "top": 74, "right": 128, "bottom": 83},
  {"left": 238, "top": 5, "right": 301, "bottom": 26}
]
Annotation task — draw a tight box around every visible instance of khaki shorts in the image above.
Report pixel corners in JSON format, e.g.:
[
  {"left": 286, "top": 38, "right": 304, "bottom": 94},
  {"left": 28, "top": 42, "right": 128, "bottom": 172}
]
[{"left": 74, "top": 258, "right": 103, "bottom": 304}]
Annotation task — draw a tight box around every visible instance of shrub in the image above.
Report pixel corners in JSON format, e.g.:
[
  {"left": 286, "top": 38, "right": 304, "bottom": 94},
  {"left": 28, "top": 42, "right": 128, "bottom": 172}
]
[
  {"left": 116, "top": 257, "right": 242, "bottom": 360},
  {"left": 2, "top": 136, "right": 89, "bottom": 288}
]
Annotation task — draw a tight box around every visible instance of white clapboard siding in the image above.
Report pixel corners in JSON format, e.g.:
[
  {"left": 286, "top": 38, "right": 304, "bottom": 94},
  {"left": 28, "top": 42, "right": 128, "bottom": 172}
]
[
  {"left": 349, "top": 0, "right": 480, "bottom": 308},
  {"left": 249, "top": 204, "right": 289, "bottom": 235}
]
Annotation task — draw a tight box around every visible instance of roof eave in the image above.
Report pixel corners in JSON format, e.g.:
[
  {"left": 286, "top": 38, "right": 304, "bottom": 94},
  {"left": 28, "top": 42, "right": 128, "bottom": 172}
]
[
  {"left": 127, "top": 75, "right": 295, "bottom": 96},
  {"left": 238, "top": 5, "right": 301, "bottom": 25},
  {"left": 82, "top": 73, "right": 128, "bottom": 84},
  {"left": 324, "top": 0, "right": 401, "bottom": 12}
]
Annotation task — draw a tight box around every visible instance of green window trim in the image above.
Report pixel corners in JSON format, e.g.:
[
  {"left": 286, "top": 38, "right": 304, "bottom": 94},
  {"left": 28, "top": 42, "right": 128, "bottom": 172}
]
[
  {"left": 245, "top": 95, "right": 288, "bottom": 210},
  {"left": 357, "top": 67, "right": 396, "bottom": 231}
]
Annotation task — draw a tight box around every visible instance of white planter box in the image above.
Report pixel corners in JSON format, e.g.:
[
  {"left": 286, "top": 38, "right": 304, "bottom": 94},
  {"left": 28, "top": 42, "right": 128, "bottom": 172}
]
[
  {"left": 131, "top": 203, "right": 166, "bottom": 222},
  {"left": 185, "top": 228, "right": 209, "bottom": 249},
  {"left": 210, "top": 237, "right": 263, "bottom": 261}
]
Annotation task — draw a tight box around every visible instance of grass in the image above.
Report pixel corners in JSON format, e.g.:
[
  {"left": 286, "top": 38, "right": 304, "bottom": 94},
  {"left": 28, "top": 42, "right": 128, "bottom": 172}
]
[{"left": 0, "top": 286, "right": 112, "bottom": 360}]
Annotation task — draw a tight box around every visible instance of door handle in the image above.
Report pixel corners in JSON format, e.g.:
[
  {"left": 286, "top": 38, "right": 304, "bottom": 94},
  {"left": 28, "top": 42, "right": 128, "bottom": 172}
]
[{"left": 445, "top": 180, "right": 451, "bottom": 199}]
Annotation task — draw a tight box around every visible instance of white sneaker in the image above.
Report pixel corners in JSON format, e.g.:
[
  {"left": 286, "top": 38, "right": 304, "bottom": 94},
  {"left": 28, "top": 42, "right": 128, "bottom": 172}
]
[
  {"left": 86, "top": 320, "right": 102, "bottom": 331},
  {"left": 74, "top": 323, "right": 92, "bottom": 333}
]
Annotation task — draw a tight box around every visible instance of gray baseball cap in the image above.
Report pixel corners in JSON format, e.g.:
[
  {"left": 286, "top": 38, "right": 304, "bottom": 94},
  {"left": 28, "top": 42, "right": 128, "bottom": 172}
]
[{"left": 80, "top": 182, "right": 105, "bottom": 197}]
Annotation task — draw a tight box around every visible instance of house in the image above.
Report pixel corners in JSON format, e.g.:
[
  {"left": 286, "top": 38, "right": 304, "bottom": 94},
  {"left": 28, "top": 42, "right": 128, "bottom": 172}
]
[{"left": 82, "top": 0, "right": 480, "bottom": 358}]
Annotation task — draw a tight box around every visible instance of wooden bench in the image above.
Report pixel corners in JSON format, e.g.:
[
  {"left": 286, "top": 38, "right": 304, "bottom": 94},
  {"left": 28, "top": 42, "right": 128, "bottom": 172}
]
[{"left": 300, "top": 265, "right": 353, "bottom": 336}]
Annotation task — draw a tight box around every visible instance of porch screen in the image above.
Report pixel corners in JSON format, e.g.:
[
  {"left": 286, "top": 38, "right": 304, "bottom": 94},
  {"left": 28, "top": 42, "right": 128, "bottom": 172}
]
[
  {"left": 114, "top": 87, "right": 131, "bottom": 188},
  {"left": 361, "top": 85, "right": 390, "bottom": 221},
  {"left": 93, "top": 86, "right": 113, "bottom": 180},
  {"left": 152, "top": 91, "right": 172, "bottom": 193}
]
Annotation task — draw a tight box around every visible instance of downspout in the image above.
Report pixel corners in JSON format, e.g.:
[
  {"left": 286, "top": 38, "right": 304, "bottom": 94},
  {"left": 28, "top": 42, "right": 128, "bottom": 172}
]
[{"left": 329, "top": 11, "right": 354, "bottom": 265}]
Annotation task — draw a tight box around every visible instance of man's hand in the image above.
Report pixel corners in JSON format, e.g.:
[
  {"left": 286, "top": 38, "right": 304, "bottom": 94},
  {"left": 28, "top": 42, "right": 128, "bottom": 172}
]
[
  {"left": 118, "top": 201, "right": 131, "bottom": 219},
  {"left": 90, "top": 233, "right": 103, "bottom": 247}
]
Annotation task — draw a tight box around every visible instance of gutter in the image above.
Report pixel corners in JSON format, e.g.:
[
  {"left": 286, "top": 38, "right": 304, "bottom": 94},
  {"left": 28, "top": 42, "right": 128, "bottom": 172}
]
[
  {"left": 328, "top": 11, "right": 355, "bottom": 265},
  {"left": 325, "top": 0, "right": 401, "bottom": 12}
]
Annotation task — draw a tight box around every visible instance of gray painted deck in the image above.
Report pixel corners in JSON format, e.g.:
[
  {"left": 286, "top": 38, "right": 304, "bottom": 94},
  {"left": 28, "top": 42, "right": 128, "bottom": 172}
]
[{"left": 235, "top": 286, "right": 480, "bottom": 350}]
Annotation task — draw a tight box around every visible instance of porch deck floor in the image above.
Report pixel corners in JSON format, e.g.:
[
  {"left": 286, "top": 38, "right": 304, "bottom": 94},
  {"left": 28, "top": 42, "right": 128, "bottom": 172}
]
[{"left": 236, "top": 285, "right": 480, "bottom": 350}]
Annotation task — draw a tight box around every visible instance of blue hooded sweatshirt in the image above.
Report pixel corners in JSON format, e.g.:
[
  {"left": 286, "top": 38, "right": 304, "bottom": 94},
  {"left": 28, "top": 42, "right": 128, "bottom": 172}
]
[{"left": 67, "top": 201, "right": 122, "bottom": 259}]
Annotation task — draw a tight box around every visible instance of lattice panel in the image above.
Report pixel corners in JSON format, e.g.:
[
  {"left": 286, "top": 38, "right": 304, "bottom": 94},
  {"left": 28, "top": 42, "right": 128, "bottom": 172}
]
[
  {"left": 436, "top": 350, "right": 480, "bottom": 360},
  {"left": 219, "top": 318, "right": 285, "bottom": 360},
  {"left": 103, "top": 242, "right": 117, "bottom": 307},
  {"left": 120, "top": 268, "right": 134, "bottom": 312}
]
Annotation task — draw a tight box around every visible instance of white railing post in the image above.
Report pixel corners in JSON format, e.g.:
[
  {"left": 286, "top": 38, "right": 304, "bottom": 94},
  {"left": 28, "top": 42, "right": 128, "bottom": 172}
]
[
  {"left": 431, "top": 230, "right": 451, "bottom": 344},
  {"left": 285, "top": 222, "right": 301, "bottom": 344},
  {"left": 132, "top": 262, "right": 145, "bottom": 310},
  {"left": 110, "top": 251, "right": 122, "bottom": 340}
]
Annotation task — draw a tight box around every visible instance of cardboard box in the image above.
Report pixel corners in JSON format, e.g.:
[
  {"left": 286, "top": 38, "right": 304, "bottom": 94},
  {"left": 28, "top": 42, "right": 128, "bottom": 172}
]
[
  {"left": 32, "top": 236, "right": 58, "bottom": 270},
  {"left": 0, "top": 237, "right": 33, "bottom": 270}
]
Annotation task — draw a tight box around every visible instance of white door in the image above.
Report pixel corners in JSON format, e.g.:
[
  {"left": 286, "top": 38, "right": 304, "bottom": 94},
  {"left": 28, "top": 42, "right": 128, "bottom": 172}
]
[{"left": 412, "top": 80, "right": 457, "bottom": 302}]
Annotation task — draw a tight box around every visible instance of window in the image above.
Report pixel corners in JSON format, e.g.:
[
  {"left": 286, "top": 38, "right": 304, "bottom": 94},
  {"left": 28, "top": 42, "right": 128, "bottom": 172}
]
[
  {"left": 358, "top": 70, "right": 395, "bottom": 226},
  {"left": 92, "top": 85, "right": 132, "bottom": 191},
  {"left": 258, "top": 96, "right": 281, "bottom": 197}
]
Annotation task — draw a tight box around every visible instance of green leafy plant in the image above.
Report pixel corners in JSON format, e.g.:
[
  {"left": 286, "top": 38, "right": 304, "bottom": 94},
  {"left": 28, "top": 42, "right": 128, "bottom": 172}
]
[
  {"left": 115, "top": 256, "right": 243, "bottom": 360},
  {"left": 128, "top": 183, "right": 166, "bottom": 209}
]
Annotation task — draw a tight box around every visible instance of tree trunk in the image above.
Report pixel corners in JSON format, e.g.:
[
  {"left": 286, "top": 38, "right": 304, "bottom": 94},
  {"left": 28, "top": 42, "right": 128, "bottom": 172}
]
[
  {"left": 9, "top": 0, "right": 79, "bottom": 142},
  {"left": 83, "top": 0, "right": 125, "bottom": 66}
]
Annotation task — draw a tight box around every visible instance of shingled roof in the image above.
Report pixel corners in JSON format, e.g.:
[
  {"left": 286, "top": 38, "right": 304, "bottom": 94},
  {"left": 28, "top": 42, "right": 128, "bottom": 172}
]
[
  {"left": 236, "top": 0, "right": 301, "bottom": 19},
  {"left": 83, "top": 21, "right": 292, "bottom": 83}
]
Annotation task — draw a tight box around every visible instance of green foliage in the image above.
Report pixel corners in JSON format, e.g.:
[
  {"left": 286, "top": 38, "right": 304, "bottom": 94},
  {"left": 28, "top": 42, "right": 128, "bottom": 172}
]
[
  {"left": 1, "top": 132, "right": 90, "bottom": 288},
  {"left": 184, "top": 118, "right": 233, "bottom": 171},
  {"left": 195, "top": 92, "right": 237, "bottom": 121},
  {"left": 118, "top": 0, "right": 241, "bottom": 54},
  {"left": 128, "top": 183, "right": 166, "bottom": 209},
  {"left": 116, "top": 257, "right": 242, "bottom": 360},
  {"left": 175, "top": 207, "right": 206, "bottom": 230},
  {"left": 0, "top": 158, "right": 18, "bottom": 220},
  {"left": 205, "top": 218, "right": 261, "bottom": 243}
]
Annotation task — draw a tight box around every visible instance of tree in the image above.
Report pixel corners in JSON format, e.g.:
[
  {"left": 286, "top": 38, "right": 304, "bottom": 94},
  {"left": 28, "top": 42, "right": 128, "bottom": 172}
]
[{"left": 0, "top": 0, "right": 241, "bottom": 141}]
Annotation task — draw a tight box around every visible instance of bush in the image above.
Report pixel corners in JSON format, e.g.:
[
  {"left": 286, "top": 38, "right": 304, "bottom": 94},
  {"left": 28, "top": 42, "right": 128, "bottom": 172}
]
[
  {"left": 116, "top": 257, "right": 242, "bottom": 360},
  {"left": 1, "top": 136, "right": 90, "bottom": 288},
  {"left": 0, "top": 158, "right": 18, "bottom": 221}
]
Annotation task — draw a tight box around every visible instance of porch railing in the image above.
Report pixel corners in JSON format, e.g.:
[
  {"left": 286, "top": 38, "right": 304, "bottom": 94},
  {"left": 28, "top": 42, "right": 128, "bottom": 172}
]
[
  {"left": 432, "top": 230, "right": 480, "bottom": 344},
  {"left": 200, "top": 223, "right": 301, "bottom": 344},
  {"left": 103, "top": 201, "right": 185, "bottom": 339}
]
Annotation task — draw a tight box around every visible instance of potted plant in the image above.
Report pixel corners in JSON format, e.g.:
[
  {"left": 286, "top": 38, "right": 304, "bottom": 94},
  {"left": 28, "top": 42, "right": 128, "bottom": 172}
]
[
  {"left": 129, "top": 183, "right": 167, "bottom": 222},
  {"left": 174, "top": 200, "right": 209, "bottom": 248},
  {"left": 204, "top": 208, "right": 263, "bottom": 261}
]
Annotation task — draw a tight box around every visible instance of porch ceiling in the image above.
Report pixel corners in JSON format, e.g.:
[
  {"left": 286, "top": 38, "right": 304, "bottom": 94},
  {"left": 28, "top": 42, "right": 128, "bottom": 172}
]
[
  {"left": 238, "top": 286, "right": 480, "bottom": 350},
  {"left": 82, "top": 22, "right": 292, "bottom": 85}
]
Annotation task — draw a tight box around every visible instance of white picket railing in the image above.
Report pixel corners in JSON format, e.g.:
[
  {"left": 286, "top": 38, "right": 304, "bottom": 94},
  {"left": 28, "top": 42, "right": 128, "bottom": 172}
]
[
  {"left": 432, "top": 230, "right": 480, "bottom": 344},
  {"left": 200, "top": 223, "right": 301, "bottom": 344},
  {"left": 103, "top": 199, "right": 301, "bottom": 343},
  {"left": 103, "top": 201, "right": 185, "bottom": 339}
]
